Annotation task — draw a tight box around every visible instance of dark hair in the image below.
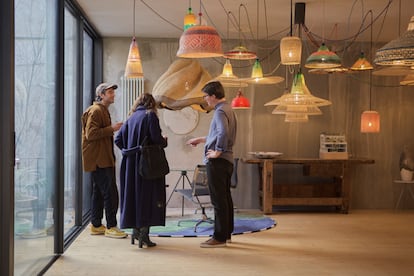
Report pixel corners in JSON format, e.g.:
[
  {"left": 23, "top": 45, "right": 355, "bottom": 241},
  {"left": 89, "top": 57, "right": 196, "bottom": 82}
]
[
  {"left": 128, "top": 93, "right": 157, "bottom": 116},
  {"left": 202, "top": 81, "right": 225, "bottom": 99}
]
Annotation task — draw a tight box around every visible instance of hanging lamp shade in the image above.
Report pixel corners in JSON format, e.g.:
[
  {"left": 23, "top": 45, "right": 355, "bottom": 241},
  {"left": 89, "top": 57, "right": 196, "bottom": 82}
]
[
  {"left": 374, "top": 16, "right": 414, "bottom": 66},
  {"left": 223, "top": 45, "right": 257, "bottom": 60},
  {"left": 361, "top": 111, "right": 380, "bottom": 133},
  {"left": 177, "top": 25, "right": 223, "bottom": 58},
  {"left": 221, "top": 59, "right": 237, "bottom": 78},
  {"left": 284, "top": 113, "right": 309, "bottom": 123},
  {"left": 214, "top": 59, "right": 248, "bottom": 88},
  {"left": 125, "top": 37, "right": 143, "bottom": 78},
  {"left": 251, "top": 58, "right": 263, "bottom": 80},
  {"left": 184, "top": 7, "right": 196, "bottom": 31},
  {"left": 351, "top": 52, "right": 373, "bottom": 71},
  {"left": 265, "top": 72, "right": 331, "bottom": 107},
  {"left": 245, "top": 59, "right": 284, "bottom": 85},
  {"left": 280, "top": 36, "right": 302, "bottom": 65},
  {"left": 305, "top": 43, "right": 341, "bottom": 69},
  {"left": 272, "top": 105, "right": 322, "bottom": 115},
  {"left": 231, "top": 89, "right": 251, "bottom": 109},
  {"left": 400, "top": 73, "right": 414, "bottom": 85}
]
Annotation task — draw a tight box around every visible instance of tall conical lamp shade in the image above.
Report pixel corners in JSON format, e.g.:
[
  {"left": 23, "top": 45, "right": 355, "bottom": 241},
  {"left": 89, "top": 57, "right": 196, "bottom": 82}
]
[
  {"left": 280, "top": 36, "right": 302, "bottom": 65},
  {"left": 125, "top": 37, "right": 143, "bottom": 78},
  {"left": 361, "top": 110, "right": 380, "bottom": 133},
  {"left": 251, "top": 59, "right": 263, "bottom": 80}
]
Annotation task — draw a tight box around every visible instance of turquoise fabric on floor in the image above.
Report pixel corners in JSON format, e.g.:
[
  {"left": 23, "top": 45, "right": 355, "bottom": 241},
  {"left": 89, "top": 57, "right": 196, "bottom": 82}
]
[{"left": 124, "top": 212, "right": 276, "bottom": 237}]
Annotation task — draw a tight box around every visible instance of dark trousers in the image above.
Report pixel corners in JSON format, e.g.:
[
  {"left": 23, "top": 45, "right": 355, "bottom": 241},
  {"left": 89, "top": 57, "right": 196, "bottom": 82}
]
[
  {"left": 91, "top": 167, "right": 119, "bottom": 228},
  {"left": 206, "top": 158, "right": 234, "bottom": 242}
]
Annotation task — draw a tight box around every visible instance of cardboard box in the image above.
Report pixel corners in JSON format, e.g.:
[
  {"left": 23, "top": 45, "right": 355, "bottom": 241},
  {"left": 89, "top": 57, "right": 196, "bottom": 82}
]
[{"left": 319, "top": 151, "right": 349, "bottom": 160}]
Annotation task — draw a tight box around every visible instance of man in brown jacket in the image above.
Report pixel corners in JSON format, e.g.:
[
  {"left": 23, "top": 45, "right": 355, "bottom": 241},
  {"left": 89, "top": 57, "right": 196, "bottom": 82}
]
[{"left": 81, "top": 82, "right": 127, "bottom": 238}]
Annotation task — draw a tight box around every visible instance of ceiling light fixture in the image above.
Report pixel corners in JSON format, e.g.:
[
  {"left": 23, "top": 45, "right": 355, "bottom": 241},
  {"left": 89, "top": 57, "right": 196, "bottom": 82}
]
[
  {"left": 231, "top": 88, "right": 251, "bottom": 109},
  {"left": 305, "top": 43, "right": 341, "bottom": 69},
  {"left": 351, "top": 11, "right": 374, "bottom": 71},
  {"left": 374, "top": 16, "right": 414, "bottom": 66},
  {"left": 223, "top": 4, "right": 257, "bottom": 60},
  {"left": 280, "top": 1, "right": 303, "bottom": 65},
  {"left": 265, "top": 71, "right": 331, "bottom": 107},
  {"left": 214, "top": 59, "right": 248, "bottom": 88},
  {"left": 304, "top": 1, "right": 341, "bottom": 69},
  {"left": 361, "top": 11, "right": 380, "bottom": 133},
  {"left": 184, "top": 1, "right": 196, "bottom": 31},
  {"left": 351, "top": 52, "right": 373, "bottom": 71},
  {"left": 177, "top": 0, "right": 223, "bottom": 58},
  {"left": 124, "top": 0, "right": 143, "bottom": 78}
]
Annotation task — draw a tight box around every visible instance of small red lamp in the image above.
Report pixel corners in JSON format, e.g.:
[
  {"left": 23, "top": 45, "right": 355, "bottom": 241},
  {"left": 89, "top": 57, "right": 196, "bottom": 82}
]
[{"left": 231, "top": 89, "right": 251, "bottom": 109}]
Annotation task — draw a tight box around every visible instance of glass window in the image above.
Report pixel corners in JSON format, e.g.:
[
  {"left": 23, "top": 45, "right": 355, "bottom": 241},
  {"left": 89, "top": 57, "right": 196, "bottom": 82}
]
[
  {"left": 63, "top": 7, "right": 79, "bottom": 234},
  {"left": 82, "top": 31, "right": 93, "bottom": 217},
  {"left": 14, "top": 0, "right": 57, "bottom": 274}
]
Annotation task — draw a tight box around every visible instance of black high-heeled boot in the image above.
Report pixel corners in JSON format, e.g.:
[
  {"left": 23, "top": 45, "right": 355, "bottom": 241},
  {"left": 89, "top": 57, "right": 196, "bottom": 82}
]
[
  {"left": 138, "top": 226, "right": 156, "bottom": 248},
  {"left": 131, "top": 228, "right": 140, "bottom": 245}
]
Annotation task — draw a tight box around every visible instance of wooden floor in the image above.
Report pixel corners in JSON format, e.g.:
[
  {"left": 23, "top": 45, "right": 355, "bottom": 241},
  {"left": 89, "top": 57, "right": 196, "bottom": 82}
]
[{"left": 44, "top": 209, "right": 414, "bottom": 276}]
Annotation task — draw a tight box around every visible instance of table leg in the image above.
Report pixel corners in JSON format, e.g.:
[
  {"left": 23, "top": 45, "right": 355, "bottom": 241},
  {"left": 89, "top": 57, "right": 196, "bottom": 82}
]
[{"left": 262, "top": 160, "right": 273, "bottom": 214}]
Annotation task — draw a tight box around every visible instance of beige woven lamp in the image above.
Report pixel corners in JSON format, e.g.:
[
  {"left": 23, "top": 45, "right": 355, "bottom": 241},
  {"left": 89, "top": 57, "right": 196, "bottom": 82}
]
[{"left": 124, "top": 0, "right": 143, "bottom": 78}]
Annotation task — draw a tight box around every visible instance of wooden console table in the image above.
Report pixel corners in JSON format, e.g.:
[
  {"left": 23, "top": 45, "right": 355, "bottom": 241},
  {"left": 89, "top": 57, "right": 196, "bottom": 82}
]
[{"left": 242, "top": 158, "right": 374, "bottom": 214}]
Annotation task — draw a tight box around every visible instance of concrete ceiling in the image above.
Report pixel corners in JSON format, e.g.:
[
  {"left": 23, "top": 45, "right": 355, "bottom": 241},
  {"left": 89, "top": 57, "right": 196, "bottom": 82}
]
[{"left": 76, "top": 0, "right": 413, "bottom": 43}]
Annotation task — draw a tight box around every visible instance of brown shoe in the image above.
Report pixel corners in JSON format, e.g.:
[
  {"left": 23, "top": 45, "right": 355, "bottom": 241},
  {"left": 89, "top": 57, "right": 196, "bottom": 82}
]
[{"left": 200, "top": 238, "right": 226, "bottom": 248}]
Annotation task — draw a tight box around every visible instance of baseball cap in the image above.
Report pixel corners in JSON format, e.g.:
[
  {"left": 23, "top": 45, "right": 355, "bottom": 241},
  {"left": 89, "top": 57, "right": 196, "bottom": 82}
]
[{"left": 95, "top": 83, "right": 118, "bottom": 97}]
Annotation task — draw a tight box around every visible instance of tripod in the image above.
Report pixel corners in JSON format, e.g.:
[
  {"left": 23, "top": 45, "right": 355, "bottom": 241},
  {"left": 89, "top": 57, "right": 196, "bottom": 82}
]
[{"left": 166, "top": 170, "right": 192, "bottom": 216}]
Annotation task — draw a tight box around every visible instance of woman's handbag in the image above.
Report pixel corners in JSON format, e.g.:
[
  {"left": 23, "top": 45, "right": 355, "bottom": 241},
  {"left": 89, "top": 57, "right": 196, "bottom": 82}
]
[{"left": 138, "top": 136, "right": 170, "bottom": 179}]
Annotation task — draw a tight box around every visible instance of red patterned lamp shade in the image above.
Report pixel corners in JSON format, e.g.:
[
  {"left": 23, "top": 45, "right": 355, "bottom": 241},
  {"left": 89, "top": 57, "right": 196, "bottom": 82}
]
[
  {"left": 361, "top": 110, "right": 380, "bottom": 133},
  {"left": 177, "top": 25, "right": 223, "bottom": 58}
]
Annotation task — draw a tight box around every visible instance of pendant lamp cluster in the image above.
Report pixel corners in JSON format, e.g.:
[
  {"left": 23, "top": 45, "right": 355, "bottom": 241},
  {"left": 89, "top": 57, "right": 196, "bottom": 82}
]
[
  {"left": 269, "top": 2, "right": 331, "bottom": 122},
  {"left": 124, "top": 0, "right": 143, "bottom": 78}
]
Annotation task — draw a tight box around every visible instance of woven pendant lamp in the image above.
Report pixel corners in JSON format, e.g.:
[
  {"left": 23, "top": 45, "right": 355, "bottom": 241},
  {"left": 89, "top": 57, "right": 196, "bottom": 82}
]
[
  {"left": 124, "top": 0, "right": 143, "bottom": 78},
  {"left": 125, "top": 37, "right": 143, "bottom": 78},
  {"left": 305, "top": 43, "right": 341, "bottom": 69},
  {"left": 351, "top": 52, "right": 373, "bottom": 71},
  {"left": 361, "top": 111, "right": 380, "bottom": 133},
  {"left": 374, "top": 16, "right": 414, "bottom": 66},
  {"left": 177, "top": 25, "right": 223, "bottom": 58}
]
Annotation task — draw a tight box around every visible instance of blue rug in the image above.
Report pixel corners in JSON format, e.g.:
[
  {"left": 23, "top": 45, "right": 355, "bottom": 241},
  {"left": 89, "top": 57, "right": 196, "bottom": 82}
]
[{"left": 143, "top": 212, "right": 276, "bottom": 237}]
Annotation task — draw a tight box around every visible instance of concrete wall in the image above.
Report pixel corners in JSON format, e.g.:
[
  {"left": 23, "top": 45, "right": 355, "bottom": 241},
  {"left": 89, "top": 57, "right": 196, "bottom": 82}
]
[{"left": 103, "top": 37, "right": 414, "bottom": 210}]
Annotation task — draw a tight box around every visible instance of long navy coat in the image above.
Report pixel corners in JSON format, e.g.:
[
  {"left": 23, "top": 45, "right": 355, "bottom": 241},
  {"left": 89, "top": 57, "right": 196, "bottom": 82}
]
[{"left": 115, "top": 107, "right": 167, "bottom": 229}]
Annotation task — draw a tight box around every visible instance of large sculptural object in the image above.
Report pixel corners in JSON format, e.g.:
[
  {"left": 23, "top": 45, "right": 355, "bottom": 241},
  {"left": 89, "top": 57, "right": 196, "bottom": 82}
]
[{"left": 152, "top": 59, "right": 212, "bottom": 112}]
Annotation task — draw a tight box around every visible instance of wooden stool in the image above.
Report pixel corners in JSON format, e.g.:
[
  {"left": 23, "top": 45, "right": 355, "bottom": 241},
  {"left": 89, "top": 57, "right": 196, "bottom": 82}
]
[{"left": 394, "top": 180, "right": 414, "bottom": 209}]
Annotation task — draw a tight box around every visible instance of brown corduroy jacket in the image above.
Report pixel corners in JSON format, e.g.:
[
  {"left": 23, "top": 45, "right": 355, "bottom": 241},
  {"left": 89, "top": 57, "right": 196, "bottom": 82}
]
[{"left": 81, "top": 102, "right": 115, "bottom": 172}]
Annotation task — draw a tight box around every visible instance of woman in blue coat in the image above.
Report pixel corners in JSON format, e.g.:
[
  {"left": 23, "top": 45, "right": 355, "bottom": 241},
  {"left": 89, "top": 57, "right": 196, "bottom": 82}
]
[{"left": 115, "top": 93, "right": 168, "bottom": 248}]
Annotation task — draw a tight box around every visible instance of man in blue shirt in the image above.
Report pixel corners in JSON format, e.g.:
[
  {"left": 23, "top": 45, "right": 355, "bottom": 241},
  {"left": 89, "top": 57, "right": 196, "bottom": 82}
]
[{"left": 187, "top": 81, "right": 237, "bottom": 248}]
